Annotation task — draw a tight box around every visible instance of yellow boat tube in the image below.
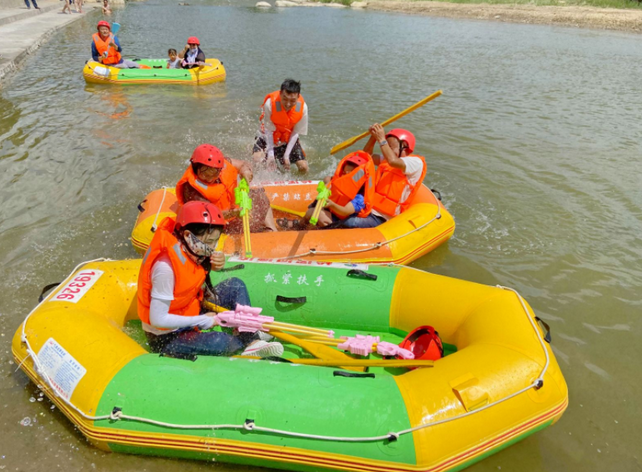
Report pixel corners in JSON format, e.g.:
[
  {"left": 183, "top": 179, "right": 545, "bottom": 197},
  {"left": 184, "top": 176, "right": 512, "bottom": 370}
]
[
  {"left": 83, "top": 58, "right": 226, "bottom": 85},
  {"left": 13, "top": 258, "right": 567, "bottom": 471}
]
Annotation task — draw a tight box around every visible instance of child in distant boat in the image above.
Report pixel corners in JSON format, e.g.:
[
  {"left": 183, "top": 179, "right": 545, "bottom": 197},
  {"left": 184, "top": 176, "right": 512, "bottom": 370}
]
[{"left": 167, "top": 49, "right": 180, "bottom": 69}]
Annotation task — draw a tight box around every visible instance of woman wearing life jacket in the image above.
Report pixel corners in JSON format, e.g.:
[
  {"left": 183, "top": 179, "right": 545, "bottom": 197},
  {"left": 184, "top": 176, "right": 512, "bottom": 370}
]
[
  {"left": 363, "top": 123, "right": 427, "bottom": 220},
  {"left": 252, "top": 79, "right": 309, "bottom": 174},
  {"left": 296, "top": 151, "right": 384, "bottom": 229},
  {"left": 176, "top": 144, "right": 278, "bottom": 232},
  {"left": 137, "top": 200, "right": 283, "bottom": 358},
  {"left": 91, "top": 21, "right": 141, "bottom": 69},
  {"left": 178, "top": 37, "right": 206, "bottom": 69}
]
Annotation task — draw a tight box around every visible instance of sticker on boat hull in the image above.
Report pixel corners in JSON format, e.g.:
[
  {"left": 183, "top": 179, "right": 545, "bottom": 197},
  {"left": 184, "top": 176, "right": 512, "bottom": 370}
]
[
  {"left": 228, "top": 256, "right": 368, "bottom": 270},
  {"left": 37, "top": 338, "right": 87, "bottom": 401},
  {"left": 51, "top": 269, "right": 103, "bottom": 303}
]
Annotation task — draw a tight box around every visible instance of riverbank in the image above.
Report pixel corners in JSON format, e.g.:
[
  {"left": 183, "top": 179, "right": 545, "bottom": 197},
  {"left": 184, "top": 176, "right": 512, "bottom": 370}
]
[
  {"left": 365, "top": 0, "right": 642, "bottom": 32},
  {"left": 0, "top": 2, "right": 98, "bottom": 83}
]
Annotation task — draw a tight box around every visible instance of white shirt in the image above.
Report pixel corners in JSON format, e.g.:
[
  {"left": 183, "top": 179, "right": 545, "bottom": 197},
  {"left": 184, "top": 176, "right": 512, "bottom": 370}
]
[
  {"left": 371, "top": 156, "right": 425, "bottom": 220},
  {"left": 143, "top": 255, "right": 216, "bottom": 335}
]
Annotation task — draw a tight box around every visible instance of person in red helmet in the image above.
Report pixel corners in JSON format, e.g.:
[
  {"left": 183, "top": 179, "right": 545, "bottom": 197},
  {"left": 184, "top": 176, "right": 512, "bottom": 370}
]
[
  {"left": 178, "top": 36, "right": 206, "bottom": 69},
  {"left": 91, "top": 21, "right": 141, "bottom": 69},
  {"left": 363, "top": 123, "right": 426, "bottom": 220},
  {"left": 137, "top": 200, "right": 283, "bottom": 358},
  {"left": 176, "top": 144, "right": 277, "bottom": 232},
  {"left": 294, "top": 151, "right": 383, "bottom": 230}
]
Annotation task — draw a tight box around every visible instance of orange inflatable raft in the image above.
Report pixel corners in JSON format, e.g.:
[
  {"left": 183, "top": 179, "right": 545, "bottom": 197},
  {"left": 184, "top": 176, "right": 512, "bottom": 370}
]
[{"left": 131, "top": 180, "right": 455, "bottom": 265}]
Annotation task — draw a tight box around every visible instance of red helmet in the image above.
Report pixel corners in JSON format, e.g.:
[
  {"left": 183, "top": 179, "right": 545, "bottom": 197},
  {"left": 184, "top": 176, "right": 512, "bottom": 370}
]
[
  {"left": 398, "top": 326, "right": 443, "bottom": 363},
  {"left": 187, "top": 36, "right": 200, "bottom": 45},
  {"left": 97, "top": 20, "right": 111, "bottom": 31},
  {"left": 191, "top": 144, "right": 225, "bottom": 168},
  {"left": 344, "top": 150, "right": 370, "bottom": 168},
  {"left": 386, "top": 128, "right": 415, "bottom": 154},
  {"left": 175, "top": 201, "right": 225, "bottom": 230}
]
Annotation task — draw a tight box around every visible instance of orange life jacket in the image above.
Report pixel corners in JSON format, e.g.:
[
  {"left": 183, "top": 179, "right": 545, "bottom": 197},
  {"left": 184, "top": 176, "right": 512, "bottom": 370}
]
[
  {"left": 137, "top": 217, "right": 206, "bottom": 328},
  {"left": 260, "top": 90, "right": 305, "bottom": 147},
  {"left": 373, "top": 155, "right": 427, "bottom": 217},
  {"left": 92, "top": 32, "right": 121, "bottom": 65},
  {"left": 328, "top": 154, "right": 376, "bottom": 220},
  {"left": 175, "top": 160, "right": 239, "bottom": 211}
]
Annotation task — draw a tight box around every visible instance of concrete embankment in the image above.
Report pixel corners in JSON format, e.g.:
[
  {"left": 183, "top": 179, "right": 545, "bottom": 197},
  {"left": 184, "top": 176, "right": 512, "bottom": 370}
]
[{"left": 0, "top": 0, "right": 99, "bottom": 83}]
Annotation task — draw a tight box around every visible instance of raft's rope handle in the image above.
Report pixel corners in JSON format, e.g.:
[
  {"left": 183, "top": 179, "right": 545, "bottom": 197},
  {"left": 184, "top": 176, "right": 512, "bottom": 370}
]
[
  {"left": 19, "top": 260, "right": 553, "bottom": 443},
  {"left": 282, "top": 188, "right": 443, "bottom": 260}
]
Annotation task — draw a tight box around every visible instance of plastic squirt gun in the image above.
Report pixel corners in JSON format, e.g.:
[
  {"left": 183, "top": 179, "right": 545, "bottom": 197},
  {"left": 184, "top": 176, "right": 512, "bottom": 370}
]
[
  {"left": 305, "top": 334, "right": 415, "bottom": 359},
  {"left": 309, "top": 181, "right": 331, "bottom": 226},
  {"left": 234, "top": 178, "right": 252, "bottom": 258}
]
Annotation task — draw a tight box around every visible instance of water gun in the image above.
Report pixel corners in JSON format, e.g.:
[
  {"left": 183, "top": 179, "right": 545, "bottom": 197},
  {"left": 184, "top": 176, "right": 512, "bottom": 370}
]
[
  {"left": 309, "top": 181, "right": 331, "bottom": 226},
  {"left": 307, "top": 334, "right": 415, "bottom": 359},
  {"left": 234, "top": 178, "right": 253, "bottom": 258},
  {"left": 214, "top": 304, "right": 335, "bottom": 338}
]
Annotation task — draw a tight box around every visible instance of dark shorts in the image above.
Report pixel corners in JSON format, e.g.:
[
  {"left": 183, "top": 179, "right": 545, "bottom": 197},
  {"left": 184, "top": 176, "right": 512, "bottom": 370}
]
[{"left": 253, "top": 136, "right": 306, "bottom": 165}]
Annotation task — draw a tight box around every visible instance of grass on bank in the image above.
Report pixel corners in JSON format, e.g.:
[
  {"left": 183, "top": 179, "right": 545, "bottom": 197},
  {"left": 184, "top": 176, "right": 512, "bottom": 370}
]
[{"left": 321, "top": 0, "right": 642, "bottom": 9}]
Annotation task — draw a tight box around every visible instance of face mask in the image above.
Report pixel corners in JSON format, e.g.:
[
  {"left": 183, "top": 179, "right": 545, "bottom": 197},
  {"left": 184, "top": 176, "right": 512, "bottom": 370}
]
[{"left": 183, "top": 231, "right": 216, "bottom": 260}]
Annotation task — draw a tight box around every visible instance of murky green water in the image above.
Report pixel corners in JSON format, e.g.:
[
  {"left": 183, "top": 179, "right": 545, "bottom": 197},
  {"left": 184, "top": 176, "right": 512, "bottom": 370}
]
[{"left": 1, "top": 1, "right": 641, "bottom": 470}]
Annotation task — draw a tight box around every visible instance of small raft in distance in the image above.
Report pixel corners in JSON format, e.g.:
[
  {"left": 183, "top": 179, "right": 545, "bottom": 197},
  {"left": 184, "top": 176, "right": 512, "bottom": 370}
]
[
  {"left": 131, "top": 180, "right": 456, "bottom": 265},
  {"left": 83, "top": 58, "right": 226, "bottom": 85}
]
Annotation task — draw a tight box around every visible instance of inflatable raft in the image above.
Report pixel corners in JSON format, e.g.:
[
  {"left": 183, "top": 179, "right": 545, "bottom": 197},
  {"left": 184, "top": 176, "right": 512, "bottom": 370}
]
[
  {"left": 13, "top": 258, "right": 567, "bottom": 472},
  {"left": 83, "top": 58, "right": 226, "bottom": 85},
  {"left": 131, "top": 180, "right": 455, "bottom": 265}
]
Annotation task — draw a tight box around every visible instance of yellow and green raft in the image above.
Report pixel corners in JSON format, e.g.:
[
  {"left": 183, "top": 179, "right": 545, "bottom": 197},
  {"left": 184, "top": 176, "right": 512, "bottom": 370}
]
[
  {"left": 83, "top": 58, "right": 226, "bottom": 85},
  {"left": 12, "top": 258, "right": 567, "bottom": 471}
]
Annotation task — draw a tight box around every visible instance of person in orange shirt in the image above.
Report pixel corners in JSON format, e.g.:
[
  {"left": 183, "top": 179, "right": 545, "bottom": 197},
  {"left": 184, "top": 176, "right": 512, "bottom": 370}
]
[
  {"left": 91, "top": 21, "right": 141, "bottom": 69},
  {"left": 176, "top": 144, "right": 277, "bottom": 232},
  {"left": 363, "top": 124, "right": 426, "bottom": 220},
  {"left": 137, "top": 201, "right": 283, "bottom": 358},
  {"left": 252, "top": 79, "right": 309, "bottom": 174}
]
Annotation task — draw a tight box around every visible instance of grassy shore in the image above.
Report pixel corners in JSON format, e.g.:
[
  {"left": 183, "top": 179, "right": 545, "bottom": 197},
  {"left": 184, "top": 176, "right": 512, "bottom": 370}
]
[{"left": 377, "top": 0, "right": 642, "bottom": 8}]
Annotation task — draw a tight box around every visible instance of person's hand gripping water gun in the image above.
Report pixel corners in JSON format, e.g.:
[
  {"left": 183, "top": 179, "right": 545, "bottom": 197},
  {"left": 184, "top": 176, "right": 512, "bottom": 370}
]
[
  {"left": 309, "top": 180, "right": 331, "bottom": 226},
  {"left": 234, "top": 178, "right": 253, "bottom": 258}
]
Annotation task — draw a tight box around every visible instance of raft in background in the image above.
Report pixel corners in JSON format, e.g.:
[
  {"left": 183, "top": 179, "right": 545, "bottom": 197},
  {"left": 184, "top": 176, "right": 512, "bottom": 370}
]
[
  {"left": 12, "top": 258, "right": 568, "bottom": 472},
  {"left": 131, "top": 181, "right": 455, "bottom": 265},
  {"left": 83, "top": 58, "right": 226, "bottom": 85}
]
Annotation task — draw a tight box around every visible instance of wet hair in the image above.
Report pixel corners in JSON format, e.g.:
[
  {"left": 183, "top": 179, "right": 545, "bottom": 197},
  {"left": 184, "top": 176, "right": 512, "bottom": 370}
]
[
  {"left": 168, "top": 48, "right": 177, "bottom": 55},
  {"left": 280, "top": 79, "right": 301, "bottom": 95}
]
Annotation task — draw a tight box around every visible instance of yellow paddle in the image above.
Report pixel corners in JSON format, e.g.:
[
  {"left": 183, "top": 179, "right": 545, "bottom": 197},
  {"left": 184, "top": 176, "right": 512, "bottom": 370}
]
[
  {"left": 330, "top": 90, "right": 442, "bottom": 155},
  {"left": 236, "top": 356, "right": 434, "bottom": 369}
]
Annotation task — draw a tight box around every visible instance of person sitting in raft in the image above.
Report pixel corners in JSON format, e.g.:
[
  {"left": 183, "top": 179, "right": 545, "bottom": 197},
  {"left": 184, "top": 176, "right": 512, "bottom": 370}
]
[
  {"left": 137, "top": 200, "right": 284, "bottom": 358},
  {"left": 176, "top": 144, "right": 278, "bottom": 233},
  {"left": 91, "top": 21, "right": 141, "bottom": 69},
  {"left": 252, "top": 79, "right": 309, "bottom": 174},
  {"left": 178, "top": 37, "right": 206, "bottom": 69},
  {"left": 167, "top": 48, "right": 180, "bottom": 69},
  {"left": 298, "top": 150, "right": 384, "bottom": 229},
  {"left": 363, "top": 124, "right": 426, "bottom": 221}
]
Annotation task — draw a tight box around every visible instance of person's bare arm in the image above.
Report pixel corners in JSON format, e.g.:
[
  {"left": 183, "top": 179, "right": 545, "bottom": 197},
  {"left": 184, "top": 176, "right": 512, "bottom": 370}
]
[
  {"left": 369, "top": 123, "right": 406, "bottom": 171},
  {"left": 231, "top": 158, "right": 253, "bottom": 182}
]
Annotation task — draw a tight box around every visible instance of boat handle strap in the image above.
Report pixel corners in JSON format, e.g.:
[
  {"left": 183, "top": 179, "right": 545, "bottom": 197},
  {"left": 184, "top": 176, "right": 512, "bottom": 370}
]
[
  {"left": 535, "top": 317, "right": 552, "bottom": 343},
  {"left": 346, "top": 269, "right": 378, "bottom": 281},
  {"left": 219, "top": 264, "right": 245, "bottom": 272},
  {"left": 137, "top": 199, "right": 146, "bottom": 212},
  {"left": 333, "top": 371, "right": 375, "bottom": 379},
  {"left": 276, "top": 295, "right": 306, "bottom": 304},
  {"left": 38, "top": 282, "right": 61, "bottom": 303}
]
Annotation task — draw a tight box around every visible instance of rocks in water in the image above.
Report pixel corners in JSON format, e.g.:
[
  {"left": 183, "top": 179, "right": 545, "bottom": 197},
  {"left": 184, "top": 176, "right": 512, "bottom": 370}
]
[
  {"left": 325, "top": 2, "right": 347, "bottom": 7},
  {"left": 178, "top": 2, "right": 190, "bottom": 5},
  {"left": 351, "top": 1, "right": 367, "bottom": 7},
  {"left": 256, "top": 1, "right": 271, "bottom": 6},
  {"left": 275, "top": 0, "right": 298, "bottom": 6}
]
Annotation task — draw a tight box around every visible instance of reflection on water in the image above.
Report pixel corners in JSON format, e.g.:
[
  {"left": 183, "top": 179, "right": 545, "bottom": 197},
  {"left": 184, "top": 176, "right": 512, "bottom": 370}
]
[{"left": 1, "top": 1, "right": 642, "bottom": 471}]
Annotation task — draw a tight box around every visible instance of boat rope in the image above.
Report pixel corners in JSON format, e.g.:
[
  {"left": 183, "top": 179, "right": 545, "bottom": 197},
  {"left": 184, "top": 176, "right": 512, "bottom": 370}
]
[
  {"left": 150, "top": 186, "right": 169, "bottom": 232},
  {"left": 281, "top": 188, "right": 443, "bottom": 259},
  {"left": 19, "top": 260, "right": 552, "bottom": 443}
]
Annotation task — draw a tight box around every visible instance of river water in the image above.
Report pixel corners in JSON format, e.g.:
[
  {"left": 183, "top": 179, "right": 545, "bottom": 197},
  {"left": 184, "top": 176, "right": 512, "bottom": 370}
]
[{"left": 1, "top": 1, "right": 641, "bottom": 470}]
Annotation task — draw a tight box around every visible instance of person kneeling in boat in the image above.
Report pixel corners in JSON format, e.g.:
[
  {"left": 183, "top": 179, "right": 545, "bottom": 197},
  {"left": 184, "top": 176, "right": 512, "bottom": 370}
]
[
  {"left": 252, "top": 79, "right": 309, "bottom": 174},
  {"left": 91, "top": 21, "right": 141, "bottom": 69},
  {"left": 363, "top": 124, "right": 426, "bottom": 221},
  {"left": 178, "top": 37, "right": 206, "bottom": 69},
  {"left": 137, "top": 201, "right": 283, "bottom": 358},
  {"left": 176, "top": 144, "right": 278, "bottom": 232},
  {"left": 301, "top": 151, "right": 385, "bottom": 229}
]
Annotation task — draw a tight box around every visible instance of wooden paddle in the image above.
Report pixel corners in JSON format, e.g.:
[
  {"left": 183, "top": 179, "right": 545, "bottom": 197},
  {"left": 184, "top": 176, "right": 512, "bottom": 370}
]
[{"left": 330, "top": 90, "right": 442, "bottom": 155}]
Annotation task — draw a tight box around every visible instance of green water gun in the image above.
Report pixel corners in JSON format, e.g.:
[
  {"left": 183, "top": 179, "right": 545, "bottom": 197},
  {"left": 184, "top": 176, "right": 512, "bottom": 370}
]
[
  {"left": 234, "top": 178, "right": 252, "bottom": 257},
  {"left": 310, "top": 181, "right": 332, "bottom": 226}
]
